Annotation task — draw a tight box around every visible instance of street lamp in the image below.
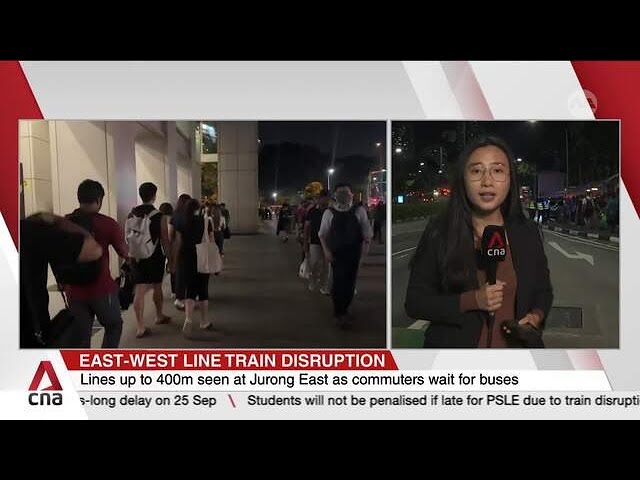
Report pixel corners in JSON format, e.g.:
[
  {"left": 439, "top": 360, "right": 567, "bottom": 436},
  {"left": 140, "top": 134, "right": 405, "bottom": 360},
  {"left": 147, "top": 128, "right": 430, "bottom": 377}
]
[
  {"left": 272, "top": 192, "right": 278, "bottom": 201},
  {"left": 395, "top": 147, "right": 402, "bottom": 153},
  {"left": 327, "top": 168, "right": 335, "bottom": 191},
  {"left": 517, "top": 157, "right": 523, "bottom": 162},
  {"left": 375, "top": 142, "right": 384, "bottom": 169}
]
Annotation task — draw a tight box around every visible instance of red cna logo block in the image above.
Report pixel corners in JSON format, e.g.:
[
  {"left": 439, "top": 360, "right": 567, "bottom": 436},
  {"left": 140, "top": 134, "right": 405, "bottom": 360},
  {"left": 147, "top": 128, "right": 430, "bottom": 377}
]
[{"left": 29, "top": 361, "right": 62, "bottom": 391}]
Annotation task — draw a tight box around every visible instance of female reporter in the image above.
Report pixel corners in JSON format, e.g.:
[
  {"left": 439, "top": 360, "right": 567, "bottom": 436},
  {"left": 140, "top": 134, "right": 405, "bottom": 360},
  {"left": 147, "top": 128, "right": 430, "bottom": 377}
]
[{"left": 405, "top": 136, "right": 553, "bottom": 348}]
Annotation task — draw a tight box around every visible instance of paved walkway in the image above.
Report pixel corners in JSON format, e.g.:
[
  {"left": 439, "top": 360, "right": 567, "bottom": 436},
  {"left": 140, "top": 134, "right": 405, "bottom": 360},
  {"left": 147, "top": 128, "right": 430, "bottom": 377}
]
[{"left": 89, "top": 218, "right": 386, "bottom": 348}]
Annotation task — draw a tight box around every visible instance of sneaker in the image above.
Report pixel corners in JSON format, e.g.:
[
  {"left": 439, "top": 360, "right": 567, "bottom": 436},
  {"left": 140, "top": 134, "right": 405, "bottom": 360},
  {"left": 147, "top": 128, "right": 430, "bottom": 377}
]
[
  {"left": 182, "top": 320, "right": 193, "bottom": 335},
  {"left": 174, "top": 299, "right": 185, "bottom": 310},
  {"left": 135, "top": 328, "right": 152, "bottom": 338}
]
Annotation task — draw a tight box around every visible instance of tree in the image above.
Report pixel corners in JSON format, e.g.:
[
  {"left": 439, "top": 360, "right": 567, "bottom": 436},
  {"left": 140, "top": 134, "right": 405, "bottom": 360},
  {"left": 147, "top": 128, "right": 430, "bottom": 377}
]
[
  {"left": 201, "top": 163, "right": 217, "bottom": 199},
  {"left": 304, "top": 181, "right": 323, "bottom": 198}
]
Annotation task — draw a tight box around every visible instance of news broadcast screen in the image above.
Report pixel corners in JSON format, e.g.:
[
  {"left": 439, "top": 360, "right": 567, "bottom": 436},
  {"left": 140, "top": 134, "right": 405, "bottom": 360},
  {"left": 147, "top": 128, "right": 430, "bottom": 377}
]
[{"left": 1, "top": 61, "right": 637, "bottom": 419}]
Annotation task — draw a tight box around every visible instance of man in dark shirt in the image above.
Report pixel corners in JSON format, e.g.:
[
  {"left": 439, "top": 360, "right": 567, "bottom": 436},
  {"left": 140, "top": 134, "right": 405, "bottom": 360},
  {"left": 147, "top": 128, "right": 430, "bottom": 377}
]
[
  {"left": 64, "top": 180, "right": 129, "bottom": 348},
  {"left": 130, "top": 182, "right": 172, "bottom": 338},
  {"left": 21, "top": 213, "right": 102, "bottom": 348}
]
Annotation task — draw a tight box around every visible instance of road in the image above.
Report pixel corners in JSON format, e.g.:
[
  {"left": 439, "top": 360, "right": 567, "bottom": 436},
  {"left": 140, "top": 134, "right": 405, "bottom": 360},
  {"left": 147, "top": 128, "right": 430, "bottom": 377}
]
[{"left": 392, "top": 219, "right": 619, "bottom": 348}]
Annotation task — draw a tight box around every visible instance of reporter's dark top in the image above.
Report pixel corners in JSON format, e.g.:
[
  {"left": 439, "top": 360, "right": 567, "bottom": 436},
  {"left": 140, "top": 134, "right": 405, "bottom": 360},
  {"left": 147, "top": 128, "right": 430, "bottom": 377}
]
[{"left": 405, "top": 218, "right": 552, "bottom": 348}]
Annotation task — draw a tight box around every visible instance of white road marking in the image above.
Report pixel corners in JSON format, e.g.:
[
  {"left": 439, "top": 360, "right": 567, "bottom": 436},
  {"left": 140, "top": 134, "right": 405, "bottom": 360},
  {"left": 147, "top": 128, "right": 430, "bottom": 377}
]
[{"left": 548, "top": 241, "right": 594, "bottom": 266}]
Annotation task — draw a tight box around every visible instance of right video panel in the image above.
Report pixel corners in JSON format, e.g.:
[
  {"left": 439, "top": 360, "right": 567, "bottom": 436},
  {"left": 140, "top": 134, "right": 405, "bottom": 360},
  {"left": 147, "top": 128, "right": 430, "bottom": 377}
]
[{"left": 392, "top": 121, "right": 620, "bottom": 349}]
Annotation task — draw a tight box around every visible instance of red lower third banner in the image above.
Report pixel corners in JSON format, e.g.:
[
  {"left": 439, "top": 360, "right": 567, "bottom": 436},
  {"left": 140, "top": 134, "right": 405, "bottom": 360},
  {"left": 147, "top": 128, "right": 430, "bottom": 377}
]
[{"left": 61, "top": 350, "right": 399, "bottom": 370}]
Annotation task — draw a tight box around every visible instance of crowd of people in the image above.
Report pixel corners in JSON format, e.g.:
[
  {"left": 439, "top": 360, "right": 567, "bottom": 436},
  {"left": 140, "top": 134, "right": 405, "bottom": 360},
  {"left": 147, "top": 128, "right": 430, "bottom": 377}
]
[
  {"left": 20, "top": 179, "right": 231, "bottom": 348},
  {"left": 524, "top": 190, "right": 619, "bottom": 234},
  {"left": 269, "top": 185, "right": 383, "bottom": 329}
]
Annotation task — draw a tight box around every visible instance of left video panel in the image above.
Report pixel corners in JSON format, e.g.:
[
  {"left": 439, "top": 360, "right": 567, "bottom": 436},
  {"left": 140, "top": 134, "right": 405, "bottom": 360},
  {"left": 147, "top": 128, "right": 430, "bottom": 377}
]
[{"left": 19, "top": 120, "right": 387, "bottom": 349}]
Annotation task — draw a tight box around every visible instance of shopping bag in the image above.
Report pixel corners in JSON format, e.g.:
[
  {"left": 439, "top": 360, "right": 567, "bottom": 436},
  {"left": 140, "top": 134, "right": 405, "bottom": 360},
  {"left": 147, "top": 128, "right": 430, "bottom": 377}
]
[
  {"left": 298, "top": 258, "right": 310, "bottom": 280},
  {"left": 196, "top": 216, "right": 223, "bottom": 274}
]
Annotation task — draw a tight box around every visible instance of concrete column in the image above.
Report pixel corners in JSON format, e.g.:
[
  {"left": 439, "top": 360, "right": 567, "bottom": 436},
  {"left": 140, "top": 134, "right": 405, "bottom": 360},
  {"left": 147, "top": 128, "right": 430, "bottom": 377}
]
[
  {"left": 165, "top": 122, "right": 178, "bottom": 205},
  {"left": 19, "top": 120, "right": 53, "bottom": 216},
  {"left": 105, "top": 122, "right": 138, "bottom": 224},
  {"left": 50, "top": 121, "right": 112, "bottom": 217},
  {"left": 217, "top": 122, "right": 258, "bottom": 234},
  {"left": 135, "top": 135, "right": 167, "bottom": 206},
  {"left": 191, "top": 125, "right": 202, "bottom": 201}
]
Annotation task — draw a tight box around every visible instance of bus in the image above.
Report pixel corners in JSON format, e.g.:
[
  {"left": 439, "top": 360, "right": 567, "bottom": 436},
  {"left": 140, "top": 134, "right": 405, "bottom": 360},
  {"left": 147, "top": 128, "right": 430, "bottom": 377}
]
[{"left": 366, "top": 169, "right": 387, "bottom": 208}]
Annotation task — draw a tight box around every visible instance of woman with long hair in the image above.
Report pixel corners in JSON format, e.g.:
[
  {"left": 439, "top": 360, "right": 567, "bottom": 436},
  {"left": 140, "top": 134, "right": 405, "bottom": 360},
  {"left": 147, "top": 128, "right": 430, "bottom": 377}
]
[
  {"left": 405, "top": 136, "right": 553, "bottom": 348},
  {"left": 169, "top": 194, "right": 192, "bottom": 310},
  {"left": 172, "top": 198, "right": 215, "bottom": 336}
]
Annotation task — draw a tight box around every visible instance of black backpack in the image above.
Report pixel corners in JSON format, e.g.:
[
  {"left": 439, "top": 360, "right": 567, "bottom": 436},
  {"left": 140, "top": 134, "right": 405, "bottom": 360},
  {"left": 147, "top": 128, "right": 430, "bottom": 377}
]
[
  {"left": 328, "top": 206, "right": 364, "bottom": 252},
  {"left": 52, "top": 211, "right": 101, "bottom": 285}
]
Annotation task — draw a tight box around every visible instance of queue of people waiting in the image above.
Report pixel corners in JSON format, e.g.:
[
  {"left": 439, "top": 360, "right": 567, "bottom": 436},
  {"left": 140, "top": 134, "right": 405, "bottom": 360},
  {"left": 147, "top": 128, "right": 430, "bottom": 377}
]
[
  {"left": 20, "top": 179, "right": 230, "bottom": 349},
  {"left": 524, "top": 190, "right": 619, "bottom": 233},
  {"left": 267, "top": 186, "right": 384, "bottom": 329}
]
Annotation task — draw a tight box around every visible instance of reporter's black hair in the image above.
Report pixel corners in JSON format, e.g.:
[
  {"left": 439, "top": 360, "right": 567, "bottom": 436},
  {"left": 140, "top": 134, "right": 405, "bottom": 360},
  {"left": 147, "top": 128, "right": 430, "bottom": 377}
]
[{"left": 418, "top": 135, "right": 525, "bottom": 293}]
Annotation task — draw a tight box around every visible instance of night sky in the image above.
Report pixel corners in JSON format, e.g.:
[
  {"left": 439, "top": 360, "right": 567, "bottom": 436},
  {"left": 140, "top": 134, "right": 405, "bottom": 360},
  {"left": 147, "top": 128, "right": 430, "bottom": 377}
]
[
  {"left": 258, "top": 121, "right": 386, "bottom": 198},
  {"left": 393, "top": 120, "right": 619, "bottom": 191}
]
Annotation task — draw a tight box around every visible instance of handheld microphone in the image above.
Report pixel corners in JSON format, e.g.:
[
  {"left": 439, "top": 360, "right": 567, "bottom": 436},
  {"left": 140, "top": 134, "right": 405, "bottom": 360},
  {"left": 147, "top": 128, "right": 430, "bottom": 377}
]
[
  {"left": 480, "top": 225, "right": 507, "bottom": 347},
  {"left": 481, "top": 225, "right": 507, "bottom": 285}
]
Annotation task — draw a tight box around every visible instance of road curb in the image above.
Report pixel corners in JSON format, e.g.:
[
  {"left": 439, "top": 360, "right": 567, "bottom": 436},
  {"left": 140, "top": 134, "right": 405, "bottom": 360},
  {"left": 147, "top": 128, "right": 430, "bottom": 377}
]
[{"left": 542, "top": 224, "right": 617, "bottom": 242}]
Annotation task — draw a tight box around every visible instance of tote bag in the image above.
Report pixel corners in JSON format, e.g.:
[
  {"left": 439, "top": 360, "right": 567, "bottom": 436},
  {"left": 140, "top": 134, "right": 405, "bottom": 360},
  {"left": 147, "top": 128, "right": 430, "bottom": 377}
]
[{"left": 196, "top": 216, "right": 222, "bottom": 274}]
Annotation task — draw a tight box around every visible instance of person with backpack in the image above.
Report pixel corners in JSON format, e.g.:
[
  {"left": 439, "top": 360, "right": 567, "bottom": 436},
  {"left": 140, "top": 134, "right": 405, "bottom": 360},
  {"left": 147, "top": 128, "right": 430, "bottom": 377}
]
[
  {"left": 319, "top": 183, "right": 372, "bottom": 329},
  {"left": 127, "top": 182, "right": 172, "bottom": 338},
  {"left": 59, "top": 180, "right": 129, "bottom": 348},
  {"left": 21, "top": 212, "right": 103, "bottom": 348}
]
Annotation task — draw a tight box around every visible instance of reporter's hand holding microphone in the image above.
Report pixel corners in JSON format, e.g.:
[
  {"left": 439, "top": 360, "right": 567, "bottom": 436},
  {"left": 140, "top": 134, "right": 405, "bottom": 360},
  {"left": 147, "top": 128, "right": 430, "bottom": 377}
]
[{"left": 475, "top": 281, "right": 506, "bottom": 313}]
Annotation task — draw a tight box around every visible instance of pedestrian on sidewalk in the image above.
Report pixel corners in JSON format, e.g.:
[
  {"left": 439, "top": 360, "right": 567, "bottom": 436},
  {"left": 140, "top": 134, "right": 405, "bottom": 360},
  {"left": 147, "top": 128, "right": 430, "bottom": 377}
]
[
  {"left": 169, "top": 194, "right": 191, "bottom": 311},
  {"left": 220, "top": 202, "right": 231, "bottom": 241},
  {"left": 60, "top": 180, "right": 129, "bottom": 348},
  {"left": 373, "top": 200, "right": 386, "bottom": 244},
  {"left": 128, "top": 182, "right": 172, "bottom": 338},
  {"left": 205, "top": 202, "right": 226, "bottom": 257},
  {"left": 304, "top": 190, "right": 331, "bottom": 295},
  {"left": 21, "top": 212, "right": 103, "bottom": 348},
  {"left": 159, "top": 202, "right": 175, "bottom": 291},
  {"left": 172, "top": 198, "right": 215, "bottom": 337},
  {"left": 405, "top": 136, "right": 553, "bottom": 348},
  {"left": 319, "top": 183, "right": 372, "bottom": 329},
  {"left": 277, "top": 203, "right": 292, "bottom": 242}
]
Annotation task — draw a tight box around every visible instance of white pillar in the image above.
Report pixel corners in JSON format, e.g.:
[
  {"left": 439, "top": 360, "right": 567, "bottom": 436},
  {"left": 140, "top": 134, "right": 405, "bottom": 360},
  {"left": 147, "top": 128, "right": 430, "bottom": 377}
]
[
  {"left": 218, "top": 122, "right": 258, "bottom": 234},
  {"left": 50, "top": 121, "right": 113, "bottom": 217},
  {"left": 191, "top": 125, "right": 202, "bottom": 201},
  {"left": 19, "top": 120, "right": 53, "bottom": 216},
  {"left": 135, "top": 134, "right": 167, "bottom": 206},
  {"left": 165, "top": 121, "right": 178, "bottom": 205},
  {"left": 106, "top": 122, "right": 138, "bottom": 224}
]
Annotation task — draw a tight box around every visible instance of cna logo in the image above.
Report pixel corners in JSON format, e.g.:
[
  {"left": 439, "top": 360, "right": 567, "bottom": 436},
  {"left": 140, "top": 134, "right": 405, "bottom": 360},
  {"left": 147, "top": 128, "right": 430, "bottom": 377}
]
[
  {"left": 487, "top": 231, "right": 505, "bottom": 249},
  {"left": 28, "top": 361, "right": 63, "bottom": 406}
]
